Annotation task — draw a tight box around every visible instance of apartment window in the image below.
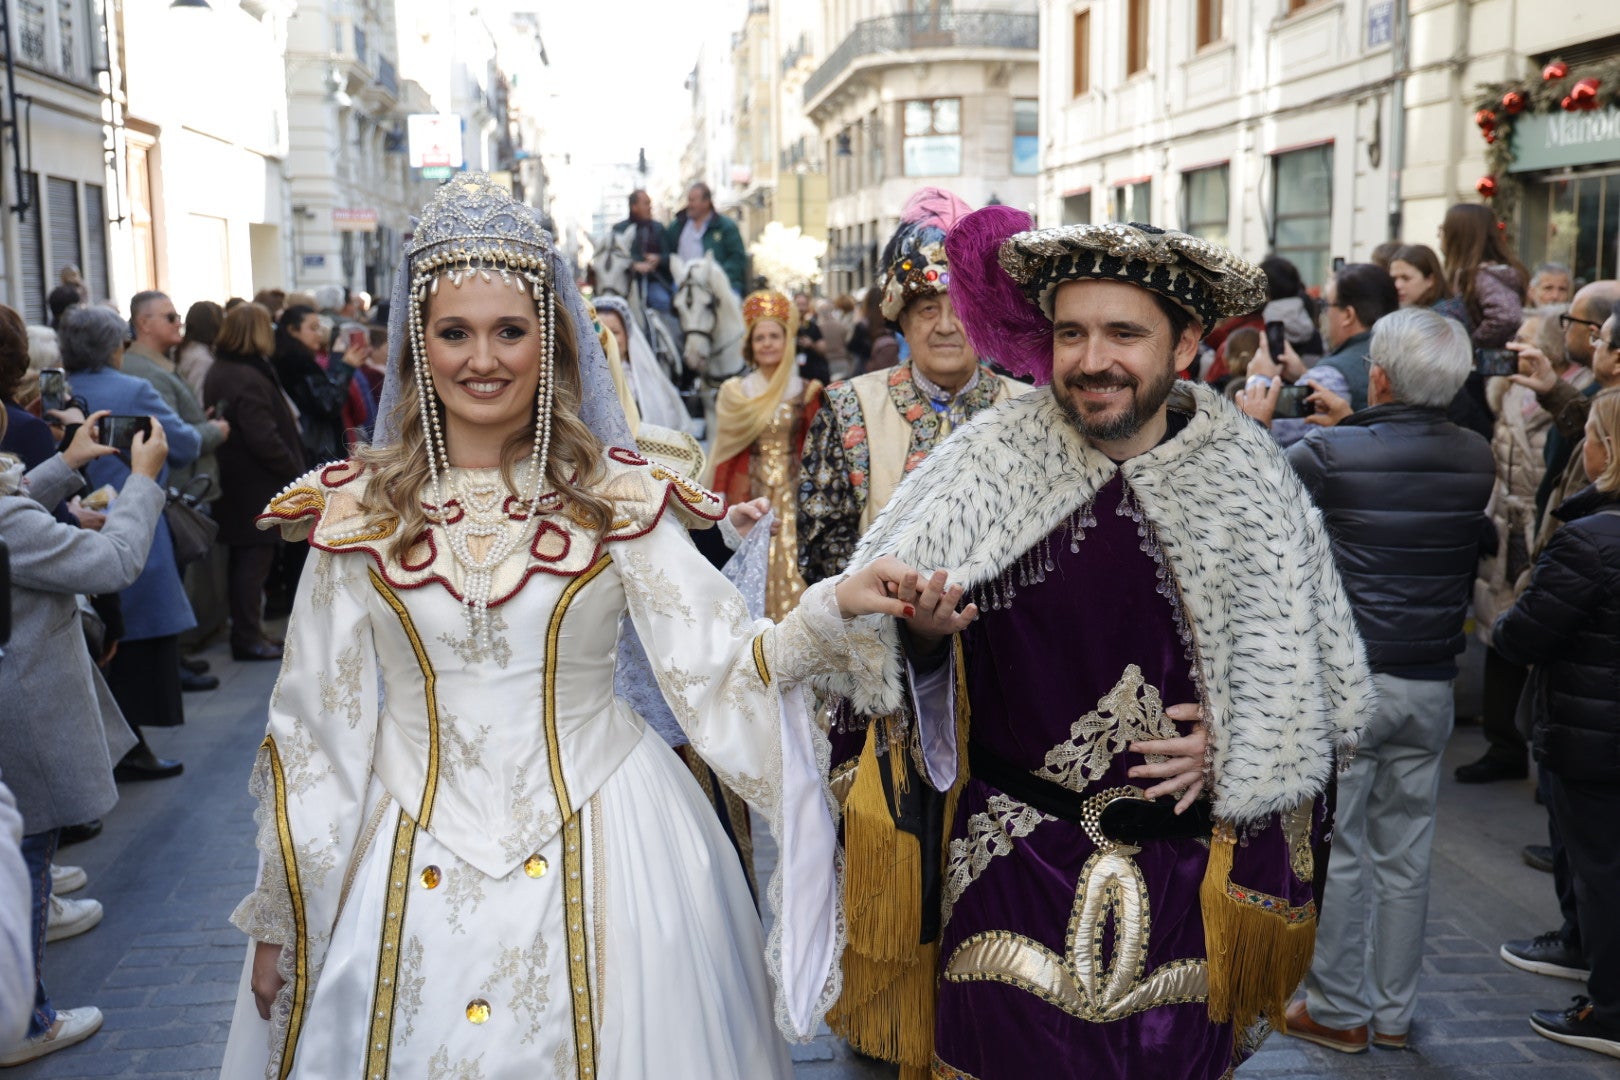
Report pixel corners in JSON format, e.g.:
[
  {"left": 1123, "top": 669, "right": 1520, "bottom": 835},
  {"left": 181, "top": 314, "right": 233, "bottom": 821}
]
[
  {"left": 17, "top": 175, "right": 46, "bottom": 324},
  {"left": 1012, "top": 99, "right": 1039, "bottom": 176},
  {"left": 46, "top": 177, "right": 82, "bottom": 291},
  {"left": 1113, "top": 180, "right": 1151, "bottom": 224},
  {"left": 1272, "top": 144, "right": 1334, "bottom": 289},
  {"left": 1072, "top": 10, "right": 1091, "bottom": 97},
  {"left": 1182, "top": 165, "right": 1229, "bottom": 245},
  {"left": 903, "top": 98, "right": 961, "bottom": 177},
  {"left": 1126, "top": 0, "right": 1150, "bottom": 76},
  {"left": 12, "top": 0, "right": 89, "bottom": 80},
  {"left": 1062, "top": 191, "right": 1092, "bottom": 226},
  {"left": 1196, "top": 0, "right": 1226, "bottom": 48},
  {"left": 1287, "top": 0, "right": 1313, "bottom": 11},
  {"left": 84, "top": 184, "right": 109, "bottom": 301}
]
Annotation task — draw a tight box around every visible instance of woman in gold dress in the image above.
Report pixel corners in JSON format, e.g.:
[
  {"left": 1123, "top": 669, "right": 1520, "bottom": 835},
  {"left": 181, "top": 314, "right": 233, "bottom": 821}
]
[{"left": 705, "top": 290, "right": 822, "bottom": 620}]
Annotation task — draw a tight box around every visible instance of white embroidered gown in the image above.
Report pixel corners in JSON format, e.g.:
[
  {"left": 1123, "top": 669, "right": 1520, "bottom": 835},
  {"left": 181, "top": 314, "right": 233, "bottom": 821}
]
[{"left": 220, "top": 451, "right": 873, "bottom": 1080}]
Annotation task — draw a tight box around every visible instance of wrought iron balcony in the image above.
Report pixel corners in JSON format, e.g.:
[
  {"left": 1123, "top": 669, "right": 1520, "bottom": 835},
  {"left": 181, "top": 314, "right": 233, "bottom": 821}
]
[{"left": 805, "top": 10, "right": 1037, "bottom": 106}]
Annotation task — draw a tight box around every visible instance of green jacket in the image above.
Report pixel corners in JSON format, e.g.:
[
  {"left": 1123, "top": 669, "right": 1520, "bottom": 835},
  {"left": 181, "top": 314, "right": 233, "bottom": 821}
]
[
  {"left": 665, "top": 211, "right": 748, "bottom": 297},
  {"left": 122, "top": 345, "right": 224, "bottom": 501}
]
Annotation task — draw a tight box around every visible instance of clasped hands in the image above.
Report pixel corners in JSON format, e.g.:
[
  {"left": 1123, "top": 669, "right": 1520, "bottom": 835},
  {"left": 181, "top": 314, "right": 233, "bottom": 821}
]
[{"left": 834, "top": 559, "right": 1208, "bottom": 814}]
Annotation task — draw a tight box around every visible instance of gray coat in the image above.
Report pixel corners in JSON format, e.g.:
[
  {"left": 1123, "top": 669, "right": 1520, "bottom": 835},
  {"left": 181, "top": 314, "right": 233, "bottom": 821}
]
[{"left": 0, "top": 454, "right": 157, "bottom": 833}]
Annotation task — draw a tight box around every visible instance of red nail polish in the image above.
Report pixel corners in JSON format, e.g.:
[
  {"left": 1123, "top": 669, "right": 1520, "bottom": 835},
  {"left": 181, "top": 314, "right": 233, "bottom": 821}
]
[{"left": 903, "top": 605, "right": 916, "bottom": 618}]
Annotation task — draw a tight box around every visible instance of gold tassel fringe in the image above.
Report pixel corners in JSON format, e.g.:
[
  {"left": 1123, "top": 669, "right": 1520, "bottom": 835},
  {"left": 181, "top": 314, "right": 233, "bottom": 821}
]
[
  {"left": 842, "top": 723, "right": 923, "bottom": 962},
  {"left": 1199, "top": 827, "right": 1318, "bottom": 1031}
]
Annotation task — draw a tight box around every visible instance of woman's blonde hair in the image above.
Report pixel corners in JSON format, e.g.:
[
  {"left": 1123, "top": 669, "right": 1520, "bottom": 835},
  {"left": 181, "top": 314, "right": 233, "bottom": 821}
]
[
  {"left": 1588, "top": 388, "right": 1620, "bottom": 494},
  {"left": 356, "top": 285, "right": 614, "bottom": 562}
]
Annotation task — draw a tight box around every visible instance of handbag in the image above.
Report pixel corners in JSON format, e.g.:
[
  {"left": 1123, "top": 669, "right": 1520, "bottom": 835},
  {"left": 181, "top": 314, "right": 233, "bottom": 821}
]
[{"left": 165, "top": 474, "right": 219, "bottom": 566}]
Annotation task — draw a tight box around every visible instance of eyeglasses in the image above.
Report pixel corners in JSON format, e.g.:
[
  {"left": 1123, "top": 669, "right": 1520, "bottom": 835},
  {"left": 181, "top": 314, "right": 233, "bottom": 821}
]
[
  {"left": 1560, "top": 312, "right": 1604, "bottom": 333},
  {"left": 1590, "top": 328, "right": 1620, "bottom": 351},
  {"left": 142, "top": 311, "right": 181, "bottom": 324}
]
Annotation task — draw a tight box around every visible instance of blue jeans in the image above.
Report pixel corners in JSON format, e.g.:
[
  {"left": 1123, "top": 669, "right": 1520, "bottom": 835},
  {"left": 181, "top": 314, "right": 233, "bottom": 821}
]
[
  {"left": 20, "top": 830, "right": 57, "bottom": 1038},
  {"left": 645, "top": 278, "right": 673, "bottom": 313}
]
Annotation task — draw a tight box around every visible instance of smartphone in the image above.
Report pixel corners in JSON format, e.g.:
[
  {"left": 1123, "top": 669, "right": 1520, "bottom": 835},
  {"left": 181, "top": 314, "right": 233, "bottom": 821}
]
[
  {"left": 1331, "top": 256, "right": 1347, "bottom": 272},
  {"left": 39, "top": 368, "right": 69, "bottom": 413},
  {"left": 1274, "top": 384, "right": 1317, "bottom": 420},
  {"left": 347, "top": 327, "right": 367, "bottom": 355},
  {"left": 97, "top": 415, "right": 152, "bottom": 452},
  {"left": 1265, "top": 321, "right": 1288, "bottom": 361},
  {"left": 1475, "top": 348, "right": 1519, "bottom": 377}
]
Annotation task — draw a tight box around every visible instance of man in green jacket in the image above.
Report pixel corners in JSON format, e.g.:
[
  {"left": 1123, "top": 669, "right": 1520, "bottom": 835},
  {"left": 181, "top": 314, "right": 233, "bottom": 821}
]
[{"left": 665, "top": 182, "right": 748, "bottom": 297}]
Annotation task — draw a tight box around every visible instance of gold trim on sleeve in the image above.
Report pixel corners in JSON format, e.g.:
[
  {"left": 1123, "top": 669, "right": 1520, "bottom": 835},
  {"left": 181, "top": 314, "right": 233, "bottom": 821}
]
[
  {"left": 751, "top": 634, "right": 771, "bottom": 688},
  {"left": 263, "top": 736, "right": 310, "bottom": 1080},
  {"left": 363, "top": 811, "right": 418, "bottom": 1080},
  {"left": 369, "top": 570, "right": 441, "bottom": 828},
  {"left": 544, "top": 555, "right": 612, "bottom": 813}
]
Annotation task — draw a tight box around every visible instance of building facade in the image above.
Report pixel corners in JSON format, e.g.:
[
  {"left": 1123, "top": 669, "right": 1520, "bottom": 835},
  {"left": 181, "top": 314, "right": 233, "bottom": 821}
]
[
  {"left": 1037, "top": 0, "right": 1620, "bottom": 289},
  {"left": 808, "top": 0, "right": 1039, "bottom": 297}
]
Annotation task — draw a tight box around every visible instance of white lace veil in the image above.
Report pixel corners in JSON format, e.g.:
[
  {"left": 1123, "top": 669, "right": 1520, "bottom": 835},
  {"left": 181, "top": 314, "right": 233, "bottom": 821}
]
[{"left": 375, "top": 173, "right": 631, "bottom": 451}]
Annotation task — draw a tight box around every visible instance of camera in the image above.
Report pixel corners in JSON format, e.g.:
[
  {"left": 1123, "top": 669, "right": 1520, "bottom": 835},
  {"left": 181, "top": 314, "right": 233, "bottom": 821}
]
[
  {"left": 1475, "top": 348, "right": 1519, "bottom": 377},
  {"left": 96, "top": 415, "right": 152, "bottom": 453},
  {"left": 39, "top": 368, "right": 69, "bottom": 414},
  {"left": 1265, "top": 321, "right": 1289, "bottom": 362},
  {"left": 1274, "top": 384, "right": 1317, "bottom": 420}
]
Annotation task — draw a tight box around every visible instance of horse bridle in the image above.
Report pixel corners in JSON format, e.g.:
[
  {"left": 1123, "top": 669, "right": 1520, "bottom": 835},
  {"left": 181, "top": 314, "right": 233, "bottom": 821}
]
[{"left": 674, "top": 272, "right": 744, "bottom": 386}]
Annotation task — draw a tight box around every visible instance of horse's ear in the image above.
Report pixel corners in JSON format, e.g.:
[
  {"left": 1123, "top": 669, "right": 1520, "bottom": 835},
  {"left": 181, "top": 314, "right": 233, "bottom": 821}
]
[{"left": 670, "top": 254, "right": 686, "bottom": 282}]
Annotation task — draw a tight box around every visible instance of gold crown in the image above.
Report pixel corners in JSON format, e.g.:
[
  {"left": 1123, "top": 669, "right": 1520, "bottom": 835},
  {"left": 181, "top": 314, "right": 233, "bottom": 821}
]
[{"left": 742, "top": 290, "right": 794, "bottom": 331}]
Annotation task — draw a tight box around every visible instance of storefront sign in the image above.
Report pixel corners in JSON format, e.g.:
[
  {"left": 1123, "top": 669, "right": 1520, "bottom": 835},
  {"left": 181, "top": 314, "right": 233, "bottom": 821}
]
[
  {"left": 421, "top": 166, "right": 453, "bottom": 180},
  {"left": 1509, "top": 106, "right": 1620, "bottom": 173},
  {"left": 407, "top": 114, "right": 464, "bottom": 169},
  {"left": 302, "top": 255, "right": 327, "bottom": 269},
  {"left": 333, "top": 208, "right": 379, "bottom": 233}
]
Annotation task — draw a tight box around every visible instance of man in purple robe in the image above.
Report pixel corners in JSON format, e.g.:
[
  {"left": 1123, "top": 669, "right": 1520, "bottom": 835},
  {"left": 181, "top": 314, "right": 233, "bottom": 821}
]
[{"left": 820, "top": 215, "right": 1372, "bottom": 1079}]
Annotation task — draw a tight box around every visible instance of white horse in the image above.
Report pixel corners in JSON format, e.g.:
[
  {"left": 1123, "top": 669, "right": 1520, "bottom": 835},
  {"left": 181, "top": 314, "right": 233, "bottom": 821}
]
[{"left": 670, "top": 254, "right": 746, "bottom": 386}]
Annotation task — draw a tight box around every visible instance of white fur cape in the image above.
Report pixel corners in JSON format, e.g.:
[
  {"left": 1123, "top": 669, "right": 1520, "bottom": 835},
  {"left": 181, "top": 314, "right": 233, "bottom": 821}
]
[{"left": 830, "top": 381, "right": 1372, "bottom": 827}]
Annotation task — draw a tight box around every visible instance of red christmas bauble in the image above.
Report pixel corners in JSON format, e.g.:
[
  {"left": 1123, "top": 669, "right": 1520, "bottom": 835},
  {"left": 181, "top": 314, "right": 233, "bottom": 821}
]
[
  {"left": 1484, "top": 131, "right": 1498, "bottom": 144},
  {"left": 1474, "top": 108, "right": 1498, "bottom": 130},
  {"left": 1502, "top": 90, "right": 1527, "bottom": 114},
  {"left": 1571, "top": 78, "right": 1601, "bottom": 108},
  {"left": 1543, "top": 60, "right": 1569, "bottom": 82},
  {"left": 1476, "top": 175, "right": 1498, "bottom": 198},
  {"left": 1562, "top": 95, "right": 1578, "bottom": 111}
]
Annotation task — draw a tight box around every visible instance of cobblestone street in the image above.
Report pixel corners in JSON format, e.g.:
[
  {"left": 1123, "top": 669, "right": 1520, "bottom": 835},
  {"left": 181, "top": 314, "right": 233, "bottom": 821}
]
[{"left": 11, "top": 643, "right": 1615, "bottom": 1079}]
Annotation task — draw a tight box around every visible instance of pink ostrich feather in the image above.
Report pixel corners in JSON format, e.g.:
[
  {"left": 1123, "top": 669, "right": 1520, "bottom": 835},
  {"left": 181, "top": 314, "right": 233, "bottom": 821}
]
[
  {"left": 900, "top": 187, "right": 973, "bottom": 231},
  {"left": 945, "top": 206, "right": 1053, "bottom": 384}
]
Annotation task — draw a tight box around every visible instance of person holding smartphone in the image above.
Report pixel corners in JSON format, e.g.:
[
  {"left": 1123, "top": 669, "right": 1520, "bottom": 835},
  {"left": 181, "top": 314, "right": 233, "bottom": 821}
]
[
  {"left": 0, "top": 405, "right": 169, "bottom": 1065},
  {"left": 1235, "top": 323, "right": 1353, "bottom": 446}
]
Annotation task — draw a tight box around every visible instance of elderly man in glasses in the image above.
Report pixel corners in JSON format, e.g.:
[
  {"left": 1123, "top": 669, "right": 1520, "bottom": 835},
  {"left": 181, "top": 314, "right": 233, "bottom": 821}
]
[{"left": 123, "top": 290, "right": 231, "bottom": 690}]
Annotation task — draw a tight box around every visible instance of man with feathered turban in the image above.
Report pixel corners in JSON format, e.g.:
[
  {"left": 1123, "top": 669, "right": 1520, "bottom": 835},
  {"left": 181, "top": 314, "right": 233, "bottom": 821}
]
[
  {"left": 797, "top": 189, "right": 1028, "bottom": 586},
  {"left": 816, "top": 213, "right": 1373, "bottom": 1079}
]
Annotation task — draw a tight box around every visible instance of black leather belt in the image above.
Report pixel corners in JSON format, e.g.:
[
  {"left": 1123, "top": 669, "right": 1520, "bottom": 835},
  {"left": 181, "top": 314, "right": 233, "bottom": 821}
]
[{"left": 969, "top": 736, "right": 1213, "bottom": 843}]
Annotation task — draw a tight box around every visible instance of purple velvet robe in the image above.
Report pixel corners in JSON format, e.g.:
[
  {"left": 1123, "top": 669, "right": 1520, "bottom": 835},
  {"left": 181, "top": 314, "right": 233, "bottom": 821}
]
[{"left": 921, "top": 472, "right": 1325, "bottom": 1080}]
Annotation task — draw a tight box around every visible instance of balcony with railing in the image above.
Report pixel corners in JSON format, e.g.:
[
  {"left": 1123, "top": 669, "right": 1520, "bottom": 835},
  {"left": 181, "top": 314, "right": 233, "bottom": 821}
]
[{"left": 804, "top": 10, "right": 1037, "bottom": 107}]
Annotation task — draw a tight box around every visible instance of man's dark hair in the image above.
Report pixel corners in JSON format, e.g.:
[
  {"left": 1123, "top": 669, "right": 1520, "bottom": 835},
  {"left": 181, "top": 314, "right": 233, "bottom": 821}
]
[
  {"left": 1260, "top": 256, "right": 1305, "bottom": 301},
  {"left": 47, "top": 285, "right": 82, "bottom": 327},
  {"left": 1332, "top": 263, "right": 1399, "bottom": 330},
  {"left": 129, "top": 289, "right": 169, "bottom": 323},
  {"left": 627, "top": 189, "right": 648, "bottom": 213},
  {"left": 689, "top": 182, "right": 713, "bottom": 204},
  {"left": 1150, "top": 292, "right": 1198, "bottom": 349}
]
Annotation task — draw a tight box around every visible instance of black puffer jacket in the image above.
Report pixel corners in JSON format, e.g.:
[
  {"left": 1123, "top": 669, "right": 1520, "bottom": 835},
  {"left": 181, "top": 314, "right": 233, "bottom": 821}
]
[
  {"left": 1287, "top": 403, "right": 1495, "bottom": 677},
  {"left": 1493, "top": 485, "right": 1620, "bottom": 782}
]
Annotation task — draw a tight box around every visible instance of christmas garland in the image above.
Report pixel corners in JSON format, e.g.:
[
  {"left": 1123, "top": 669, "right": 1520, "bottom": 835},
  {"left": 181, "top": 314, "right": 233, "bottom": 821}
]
[{"left": 1470, "top": 57, "right": 1620, "bottom": 226}]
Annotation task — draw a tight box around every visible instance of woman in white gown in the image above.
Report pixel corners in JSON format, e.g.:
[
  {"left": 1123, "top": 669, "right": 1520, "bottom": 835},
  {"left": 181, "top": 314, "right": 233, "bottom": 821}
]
[{"left": 220, "top": 174, "right": 957, "bottom": 1080}]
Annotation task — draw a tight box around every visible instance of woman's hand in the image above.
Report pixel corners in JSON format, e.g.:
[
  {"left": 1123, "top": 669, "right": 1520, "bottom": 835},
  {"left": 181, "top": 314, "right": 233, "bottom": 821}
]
[
  {"left": 726, "top": 497, "right": 779, "bottom": 540},
  {"left": 251, "top": 941, "right": 286, "bottom": 1021},
  {"left": 1508, "top": 341, "right": 1558, "bottom": 395},
  {"left": 61, "top": 411, "right": 119, "bottom": 470},
  {"left": 128, "top": 417, "right": 170, "bottom": 479},
  {"left": 67, "top": 497, "right": 106, "bottom": 531},
  {"left": 1304, "top": 384, "right": 1353, "bottom": 426},
  {"left": 1128, "top": 704, "right": 1210, "bottom": 814}
]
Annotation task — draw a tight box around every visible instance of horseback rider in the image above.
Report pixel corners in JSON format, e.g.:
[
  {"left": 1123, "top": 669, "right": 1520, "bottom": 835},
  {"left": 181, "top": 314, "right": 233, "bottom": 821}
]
[
  {"left": 614, "top": 190, "right": 674, "bottom": 316},
  {"left": 667, "top": 183, "right": 748, "bottom": 298}
]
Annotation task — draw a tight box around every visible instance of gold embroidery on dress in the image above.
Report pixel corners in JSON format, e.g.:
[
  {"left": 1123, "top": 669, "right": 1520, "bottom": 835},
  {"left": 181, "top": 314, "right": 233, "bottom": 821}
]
[
  {"left": 427, "top": 1045, "right": 486, "bottom": 1079},
  {"left": 318, "top": 624, "right": 366, "bottom": 729},
  {"left": 437, "top": 710, "right": 493, "bottom": 785},
  {"left": 1282, "top": 798, "right": 1315, "bottom": 884},
  {"left": 943, "top": 786, "right": 1209, "bottom": 1021},
  {"left": 262, "top": 737, "right": 310, "bottom": 1080},
  {"left": 590, "top": 793, "right": 608, "bottom": 1016},
  {"left": 481, "top": 927, "right": 552, "bottom": 1045},
  {"left": 619, "top": 547, "right": 696, "bottom": 626},
  {"left": 443, "top": 863, "right": 487, "bottom": 936},
  {"left": 1038, "top": 665, "right": 1178, "bottom": 792},
  {"left": 393, "top": 935, "right": 427, "bottom": 1049},
  {"left": 942, "top": 794, "right": 1053, "bottom": 926},
  {"left": 309, "top": 551, "right": 339, "bottom": 609},
  {"left": 365, "top": 813, "right": 420, "bottom": 1079},
  {"left": 439, "top": 608, "right": 513, "bottom": 668},
  {"left": 655, "top": 665, "right": 712, "bottom": 730},
  {"left": 279, "top": 718, "right": 335, "bottom": 797},
  {"left": 293, "top": 824, "right": 341, "bottom": 892},
  {"left": 371, "top": 571, "right": 442, "bottom": 827}
]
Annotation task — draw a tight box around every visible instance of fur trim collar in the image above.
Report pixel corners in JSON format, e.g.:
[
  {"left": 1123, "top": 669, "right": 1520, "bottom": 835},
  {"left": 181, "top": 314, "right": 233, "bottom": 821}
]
[{"left": 836, "top": 382, "right": 1372, "bottom": 826}]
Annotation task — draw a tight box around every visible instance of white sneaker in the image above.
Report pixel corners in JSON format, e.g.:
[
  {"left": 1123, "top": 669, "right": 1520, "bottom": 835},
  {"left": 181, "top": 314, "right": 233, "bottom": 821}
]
[
  {"left": 49, "top": 864, "right": 86, "bottom": 895},
  {"left": 0, "top": 1006, "right": 103, "bottom": 1066},
  {"left": 44, "top": 896, "right": 102, "bottom": 943}
]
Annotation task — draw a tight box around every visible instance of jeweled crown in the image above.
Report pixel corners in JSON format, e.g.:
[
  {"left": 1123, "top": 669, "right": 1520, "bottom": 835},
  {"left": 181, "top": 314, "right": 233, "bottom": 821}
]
[
  {"left": 742, "top": 290, "right": 794, "bottom": 332},
  {"left": 406, "top": 172, "right": 554, "bottom": 284}
]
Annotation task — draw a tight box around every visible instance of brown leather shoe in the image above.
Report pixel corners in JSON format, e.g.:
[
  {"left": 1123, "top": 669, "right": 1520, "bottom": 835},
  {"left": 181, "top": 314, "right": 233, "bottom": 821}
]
[
  {"left": 1373, "top": 1031, "right": 1409, "bottom": 1050},
  {"left": 1284, "top": 999, "right": 1369, "bottom": 1054}
]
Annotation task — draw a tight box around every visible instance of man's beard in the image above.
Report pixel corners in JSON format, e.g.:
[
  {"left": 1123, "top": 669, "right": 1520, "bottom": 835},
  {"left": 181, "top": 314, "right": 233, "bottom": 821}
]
[{"left": 1052, "top": 353, "right": 1178, "bottom": 444}]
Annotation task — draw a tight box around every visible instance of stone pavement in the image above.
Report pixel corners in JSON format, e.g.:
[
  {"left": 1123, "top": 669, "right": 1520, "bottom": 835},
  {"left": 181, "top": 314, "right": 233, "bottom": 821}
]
[{"left": 14, "top": 642, "right": 1614, "bottom": 1079}]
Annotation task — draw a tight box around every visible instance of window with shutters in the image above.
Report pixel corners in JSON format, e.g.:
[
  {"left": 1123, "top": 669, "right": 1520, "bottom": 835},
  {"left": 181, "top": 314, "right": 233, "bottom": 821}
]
[
  {"left": 18, "top": 175, "right": 48, "bottom": 324},
  {"left": 128, "top": 145, "right": 158, "bottom": 294},
  {"left": 1272, "top": 144, "right": 1335, "bottom": 289},
  {"left": 47, "top": 178, "right": 83, "bottom": 294},
  {"left": 1072, "top": 10, "right": 1091, "bottom": 97},
  {"left": 1126, "top": 0, "right": 1150, "bottom": 76},
  {"left": 84, "top": 185, "right": 110, "bottom": 302},
  {"left": 1182, "top": 165, "right": 1230, "bottom": 245},
  {"left": 9, "top": 0, "right": 90, "bottom": 81},
  {"left": 16, "top": 0, "right": 50, "bottom": 66}
]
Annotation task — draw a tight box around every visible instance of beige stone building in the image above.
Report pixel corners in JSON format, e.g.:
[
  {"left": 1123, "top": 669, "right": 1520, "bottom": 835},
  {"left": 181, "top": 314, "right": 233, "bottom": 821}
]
[
  {"left": 1037, "top": 0, "right": 1620, "bottom": 288},
  {"left": 808, "top": 1, "right": 1039, "bottom": 296}
]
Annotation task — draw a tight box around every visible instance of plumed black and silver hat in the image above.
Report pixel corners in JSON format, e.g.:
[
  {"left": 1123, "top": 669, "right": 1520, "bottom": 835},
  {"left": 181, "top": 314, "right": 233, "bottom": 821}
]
[{"left": 997, "top": 221, "right": 1269, "bottom": 332}]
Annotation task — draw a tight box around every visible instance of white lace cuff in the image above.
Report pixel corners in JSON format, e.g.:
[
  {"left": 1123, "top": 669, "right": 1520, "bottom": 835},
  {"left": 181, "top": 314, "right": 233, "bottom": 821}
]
[
  {"left": 767, "top": 577, "right": 888, "bottom": 690},
  {"left": 229, "top": 747, "right": 296, "bottom": 948}
]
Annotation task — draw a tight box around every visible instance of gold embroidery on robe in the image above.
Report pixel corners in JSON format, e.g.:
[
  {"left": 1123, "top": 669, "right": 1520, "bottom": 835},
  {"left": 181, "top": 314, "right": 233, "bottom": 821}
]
[
  {"left": 1282, "top": 798, "right": 1315, "bottom": 884},
  {"left": 1038, "top": 665, "right": 1179, "bottom": 792}
]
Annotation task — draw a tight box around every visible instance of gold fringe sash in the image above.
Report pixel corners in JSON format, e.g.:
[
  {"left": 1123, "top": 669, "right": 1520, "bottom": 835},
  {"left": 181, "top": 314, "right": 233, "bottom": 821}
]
[{"left": 1199, "top": 824, "right": 1318, "bottom": 1031}]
